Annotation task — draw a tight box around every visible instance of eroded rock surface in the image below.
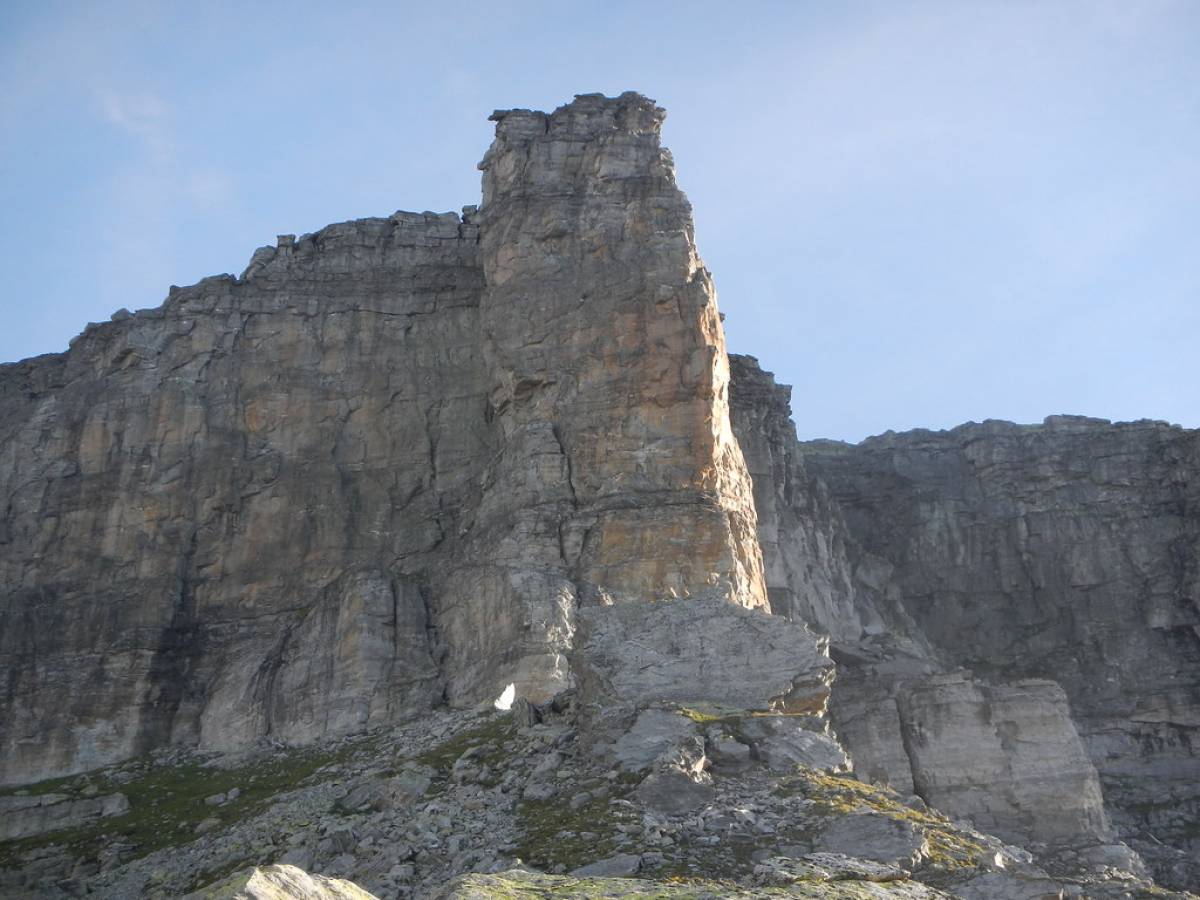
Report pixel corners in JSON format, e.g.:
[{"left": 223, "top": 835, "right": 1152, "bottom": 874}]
[
  {"left": 0, "top": 92, "right": 765, "bottom": 787},
  {"left": 1, "top": 91, "right": 1197, "bottom": 897},
  {"left": 185, "top": 863, "right": 378, "bottom": 899},
  {"left": 727, "top": 355, "right": 1200, "bottom": 889},
  {"left": 1, "top": 212, "right": 475, "bottom": 784},
  {"left": 801, "top": 416, "right": 1200, "bottom": 887}
]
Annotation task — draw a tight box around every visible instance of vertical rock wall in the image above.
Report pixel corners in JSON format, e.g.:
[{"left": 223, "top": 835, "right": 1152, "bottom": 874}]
[
  {"left": 0, "top": 93, "right": 769, "bottom": 785},
  {"left": 437, "top": 93, "right": 767, "bottom": 703},
  {"left": 800, "top": 419, "right": 1200, "bottom": 870},
  {"left": 0, "top": 214, "right": 482, "bottom": 784},
  {"left": 726, "top": 357, "right": 1199, "bottom": 887}
]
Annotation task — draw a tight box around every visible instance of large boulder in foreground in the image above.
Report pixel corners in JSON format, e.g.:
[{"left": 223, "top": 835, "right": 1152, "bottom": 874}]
[{"left": 185, "top": 864, "right": 377, "bottom": 899}]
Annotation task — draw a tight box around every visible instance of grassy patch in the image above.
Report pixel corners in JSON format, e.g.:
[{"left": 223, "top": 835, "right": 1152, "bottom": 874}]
[
  {"left": 0, "top": 740, "right": 359, "bottom": 871},
  {"left": 413, "top": 713, "right": 517, "bottom": 790},
  {"left": 515, "top": 790, "right": 640, "bottom": 872},
  {"left": 777, "top": 769, "right": 986, "bottom": 872},
  {"left": 415, "top": 713, "right": 516, "bottom": 775}
]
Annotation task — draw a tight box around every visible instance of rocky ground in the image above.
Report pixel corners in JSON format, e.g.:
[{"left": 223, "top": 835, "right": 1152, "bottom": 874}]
[{"left": 2, "top": 696, "right": 1192, "bottom": 899}]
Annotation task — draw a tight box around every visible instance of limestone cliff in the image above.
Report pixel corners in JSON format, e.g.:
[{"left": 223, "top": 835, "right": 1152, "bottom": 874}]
[
  {"left": 726, "top": 354, "right": 1199, "bottom": 889},
  {"left": 0, "top": 92, "right": 767, "bottom": 788},
  {"left": 801, "top": 416, "right": 1200, "bottom": 887},
  {"left": 1, "top": 90, "right": 1197, "bottom": 896}
]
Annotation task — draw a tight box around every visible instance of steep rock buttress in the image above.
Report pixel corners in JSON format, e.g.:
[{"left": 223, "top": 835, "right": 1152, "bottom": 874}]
[{"left": 0, "top": 93, "right": 769, "bottom": 786}]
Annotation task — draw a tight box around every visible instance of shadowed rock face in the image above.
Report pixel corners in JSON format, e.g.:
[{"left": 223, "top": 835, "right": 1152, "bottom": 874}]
[
  {"left": 1, "top": 213, "right": 473, "bottom": 784},
  {"left": 726, "top": 356, "right": 1198, "bottom": 888},
  {"left": 801, "top": 418, "right": 1200, "bottom": 871},
  {"left": 0, "top": 92, "right": 769, "bottom": 786}
]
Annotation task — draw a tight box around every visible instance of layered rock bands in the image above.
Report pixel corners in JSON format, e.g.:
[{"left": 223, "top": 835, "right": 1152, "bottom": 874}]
[
  {"left": 732, "top": 356, "right": 1199, "bottom": 888},
  {"left": 0, "top": 93, "right": 769, "bottom": 789},
  {"left": 2, "top": 92, "right": 1197, "bottom": 890}
]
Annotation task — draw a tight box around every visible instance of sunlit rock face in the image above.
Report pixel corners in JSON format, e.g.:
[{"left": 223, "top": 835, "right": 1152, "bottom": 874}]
[
  {"left": 442, "top": 92, "right": 768, "bottom": 705},
  {"left": 2, "top": 88, "right": 1196, "bottom": 894},
  {"left": 0, "top": 92, "right": 767, "bottom": 786}
]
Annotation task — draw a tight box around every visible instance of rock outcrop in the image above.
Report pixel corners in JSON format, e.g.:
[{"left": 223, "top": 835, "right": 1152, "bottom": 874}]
[
  {"left": 802, "top": 417, "right": 1200, "bottom": 885},
  {"left": 0, "top": 92, "right": 767, "bottom": 788},
  {"left": 0, "top": 791, "right": 129, "bottom": 841},
  {"left": 1, "top": 91, "right": 1197, "bottom": 897},
  {"left": 726, "top": 354, "right": 1198, "bottom": 888},
  {"left": 185, "top": 863, "right": 378, "bottom": 899}
]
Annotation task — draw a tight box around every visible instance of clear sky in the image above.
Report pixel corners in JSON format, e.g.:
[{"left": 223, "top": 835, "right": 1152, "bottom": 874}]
[{"left": 2, "top": 1, "right": 1197, "bottom": 441}]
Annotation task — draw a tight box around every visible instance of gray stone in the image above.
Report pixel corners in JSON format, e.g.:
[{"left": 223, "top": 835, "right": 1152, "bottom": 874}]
[
  {"left": 952, "top": 871, "right": 1067, "bottom": 900},
  {"left": 705, "top": 729, "right": 752, "bottom": 774},
  {"left": 755, "top": 853, "right": 908, "bottom": 884},
  {"left": 894, "top": 675, "right": 1111, "bottom": 847},
  {"left": 0, "top": 90, "right": 769, "bottom": 794},
  {"left": 803, "top": 852, "right": 908, "bottom": 882},
  {"left": 737, "top": 716, "right": 849, "bottom": 773},
  {"left": 634, "top": 770, "right": 714, "bottom": 816},
  {"left": 510, "top": 698, "right": 539, "bottom": 728},
  {"left": 815, "top": 813, "right": 929, "bottom": 869},
  {"left": 730, "top": 355, "right": 1200, "bottom": 889},
  {"left": 0, "top": 791, "right": 129, "bottom": 840},
  {"left": 522, "top": 782, "right": 556, "bottom": 802},
  {"left": 576, "top": 598, "right": 834, "bottom": 715},
  {"left": 277, "top": 846, "right": 313, "bottom": 870},
  {"left": 336, "top": 771, "right": 431, "bottom": 813},
  {"left": 194, "top": 815, "right": 222, "bottom": 835},
  {"left": 570, "top": 854, "right": 641, "bottom": 877},
  {"left": 613, "top": 709, "right": 699, "bottom": 773}
]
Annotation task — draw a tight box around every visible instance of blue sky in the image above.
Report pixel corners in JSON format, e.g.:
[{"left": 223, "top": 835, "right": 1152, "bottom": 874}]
[{"left": 2, "top": 1, "right": 1197, "bottom": 441}]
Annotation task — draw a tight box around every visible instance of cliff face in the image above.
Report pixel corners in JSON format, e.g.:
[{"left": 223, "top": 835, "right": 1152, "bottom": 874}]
[
  {"left": 725, "top": 357, "right": 1198, "bottom": 887},
  {"left": 800, "top": 417, "right": 1200, "bottom": 884},
  {"left": 0, "top": 212, "right": 479, "bottom": 784},
  {"left": 0, "top": 92, "right": 768, "bottom": 787},
  {"left": 1, "top": 91, "right": 1197, "bottom": 895}
]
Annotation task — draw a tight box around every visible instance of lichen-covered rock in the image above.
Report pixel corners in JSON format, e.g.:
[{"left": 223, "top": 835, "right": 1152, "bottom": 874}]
[{"left": 437, "top": 868, "right": 958, "bottom": 898}]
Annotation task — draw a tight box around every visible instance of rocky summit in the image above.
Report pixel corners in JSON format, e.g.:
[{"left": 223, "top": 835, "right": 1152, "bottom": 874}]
[{"left": 0, "top": 92, "right": 1195, "bottom": 899}]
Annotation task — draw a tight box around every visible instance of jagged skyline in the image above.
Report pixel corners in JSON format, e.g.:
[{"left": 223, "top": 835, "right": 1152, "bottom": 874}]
[{"left": 1, "top": 1, "right": 1197, "bottom": 441}]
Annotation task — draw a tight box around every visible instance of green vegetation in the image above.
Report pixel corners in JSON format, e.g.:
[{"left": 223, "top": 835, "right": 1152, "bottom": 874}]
[
  {"left": 415, "top": 712, "right": 517, "bottom": 788},
  {"left": 0, "top": 739, "right": 363, "bottom": 871},
  {"left": 777, "top": 768, "right": 987, "bottom": 873},
  {"left": 515, "top": 789, "right": 640, "bottom": 873}
]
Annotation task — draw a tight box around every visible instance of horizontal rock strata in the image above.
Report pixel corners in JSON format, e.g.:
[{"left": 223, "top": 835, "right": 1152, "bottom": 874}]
[{"left": 0, "top": 92, "right": 769, "bottom": 787}]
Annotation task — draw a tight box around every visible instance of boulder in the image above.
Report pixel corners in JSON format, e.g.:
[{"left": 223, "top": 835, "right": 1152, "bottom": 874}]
[
  {"left": 183, "top": 863, "right": 377, "bottom": 899},
  {"left": 815, "top": 813, "right": 929, "bottom": 869},
  {"left": 738, "top": 716, "right": 849, "bottom": 773}
]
